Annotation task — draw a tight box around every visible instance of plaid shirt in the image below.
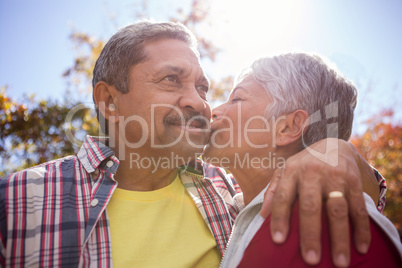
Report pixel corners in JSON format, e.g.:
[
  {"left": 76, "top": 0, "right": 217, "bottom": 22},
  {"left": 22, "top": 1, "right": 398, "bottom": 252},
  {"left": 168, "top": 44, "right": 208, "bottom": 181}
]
[
  {"left": 0, "top": 136, "right": 241, "bottom": 267},
  {"left": 374, "top": 168, "right": 387, "bottom": 213},
  {"left": 0, "top": 136, "right": 386, "bottom": 267}
]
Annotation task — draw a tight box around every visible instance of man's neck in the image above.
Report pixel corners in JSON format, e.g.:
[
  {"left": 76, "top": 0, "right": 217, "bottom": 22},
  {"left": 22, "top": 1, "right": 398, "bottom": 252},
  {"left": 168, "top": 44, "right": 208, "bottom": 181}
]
[
  {"left": 113, "top": 159, "right": 179, "bottom": 191},
  {"left": 109, "top": 136, "right": 186, "bottom": 191}
]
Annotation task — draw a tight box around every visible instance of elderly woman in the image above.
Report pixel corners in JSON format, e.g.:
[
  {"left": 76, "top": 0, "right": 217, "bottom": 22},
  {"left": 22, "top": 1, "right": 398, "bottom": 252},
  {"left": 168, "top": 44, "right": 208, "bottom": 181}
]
[{"left": 203, "top": 52, "right": 402, "bottom": 267}]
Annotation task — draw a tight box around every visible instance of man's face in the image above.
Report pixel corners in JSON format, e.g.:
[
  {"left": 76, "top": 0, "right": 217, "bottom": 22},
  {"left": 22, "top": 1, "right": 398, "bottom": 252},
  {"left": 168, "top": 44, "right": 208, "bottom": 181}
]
[{"left": 114, "top": 38, "right": 211, "bottom": 160}]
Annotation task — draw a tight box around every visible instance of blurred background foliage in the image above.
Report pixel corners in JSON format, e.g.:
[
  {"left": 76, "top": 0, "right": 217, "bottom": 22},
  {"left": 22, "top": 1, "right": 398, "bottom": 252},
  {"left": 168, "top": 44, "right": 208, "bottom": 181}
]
[
  {"left": 0, "top": 0, "right": 401, "bottom": 238},
  {"left": 350, "top": 110, "right": 402, "bottom": 238}
]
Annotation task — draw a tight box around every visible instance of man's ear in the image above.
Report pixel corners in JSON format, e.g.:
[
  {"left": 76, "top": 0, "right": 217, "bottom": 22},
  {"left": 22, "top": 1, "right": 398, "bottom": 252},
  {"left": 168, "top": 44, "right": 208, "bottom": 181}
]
[
  {"left": 93, "top": 81, "right": 119, "bottom": 123},
  {"left": 275, "top": 110, "right": 309, "bottom": 146}
]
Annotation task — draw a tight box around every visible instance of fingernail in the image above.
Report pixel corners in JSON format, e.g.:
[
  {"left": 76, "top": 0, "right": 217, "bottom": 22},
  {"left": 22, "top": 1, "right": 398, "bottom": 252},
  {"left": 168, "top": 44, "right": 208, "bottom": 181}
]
[
  {"left": 336, "top": 254, "right": 347, "bottom": 267},
  {"left": 358, "top": 243, "right": 369, "bottom": 254},
  {"left": 273, "top": 231, "right": 284, "bottom": 243},
  {"left": 306, "top": 250, "right": 318, "bottom": 264}
]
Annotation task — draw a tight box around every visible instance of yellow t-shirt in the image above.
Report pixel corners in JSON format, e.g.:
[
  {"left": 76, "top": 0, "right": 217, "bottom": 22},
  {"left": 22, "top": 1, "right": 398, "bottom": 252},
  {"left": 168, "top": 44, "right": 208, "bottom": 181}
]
[{"left": 107, "top": 175, "right": 221, "bottom": 267}]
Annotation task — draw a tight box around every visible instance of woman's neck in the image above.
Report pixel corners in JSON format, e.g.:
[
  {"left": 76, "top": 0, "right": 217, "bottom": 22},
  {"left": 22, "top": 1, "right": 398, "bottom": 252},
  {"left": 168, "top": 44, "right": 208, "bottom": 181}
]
[{"left": 230, "top": 166, "right": 275, "bottom": 206}]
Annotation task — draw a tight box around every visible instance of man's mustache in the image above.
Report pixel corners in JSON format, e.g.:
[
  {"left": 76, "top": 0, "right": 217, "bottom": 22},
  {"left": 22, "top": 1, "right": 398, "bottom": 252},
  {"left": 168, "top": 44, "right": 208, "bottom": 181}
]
[{"left": 163, "top": 111, "right": 210, "bottom": 129}]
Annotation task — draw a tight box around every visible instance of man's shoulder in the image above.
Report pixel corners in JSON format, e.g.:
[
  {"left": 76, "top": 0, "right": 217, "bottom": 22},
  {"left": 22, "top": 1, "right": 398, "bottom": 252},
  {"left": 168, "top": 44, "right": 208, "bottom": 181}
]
[
  {"left": 182, "top": 160, "right": 241, "bottom": 195},
  {"left": 0, "top": 155, "right": 78, "bottom": 184},
  {"left": 204, "top": 162, "right": 241, "bottom": 193}
]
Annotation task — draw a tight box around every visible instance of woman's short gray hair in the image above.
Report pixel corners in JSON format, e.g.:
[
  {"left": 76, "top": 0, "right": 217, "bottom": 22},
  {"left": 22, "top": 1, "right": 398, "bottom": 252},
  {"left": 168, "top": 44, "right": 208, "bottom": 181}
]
[{"left": 246, "top": 52, "right": 357, "bottom": 148}]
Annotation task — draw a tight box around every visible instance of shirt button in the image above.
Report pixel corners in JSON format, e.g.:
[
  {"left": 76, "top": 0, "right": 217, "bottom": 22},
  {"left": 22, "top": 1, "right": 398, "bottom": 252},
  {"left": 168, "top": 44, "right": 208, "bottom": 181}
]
[
  {"left": 91, "top": 199, "right": 99, "bottom": 207},
  {"left": 106, "top": 161, "right": 114, "bottom": 168}
]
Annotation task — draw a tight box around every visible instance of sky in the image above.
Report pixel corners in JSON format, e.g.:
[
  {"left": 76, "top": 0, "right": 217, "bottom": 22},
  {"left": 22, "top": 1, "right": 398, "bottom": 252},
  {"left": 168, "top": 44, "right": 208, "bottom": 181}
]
[{"left": 1, "top": 0, "right": 401, "bottom": 134}]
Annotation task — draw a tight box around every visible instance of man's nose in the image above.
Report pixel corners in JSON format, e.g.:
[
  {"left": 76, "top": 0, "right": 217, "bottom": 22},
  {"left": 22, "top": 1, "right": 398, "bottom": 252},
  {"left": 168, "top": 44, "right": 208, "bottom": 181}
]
[{"left": 179, "top": 87, "right": 207, "bottom": 113}]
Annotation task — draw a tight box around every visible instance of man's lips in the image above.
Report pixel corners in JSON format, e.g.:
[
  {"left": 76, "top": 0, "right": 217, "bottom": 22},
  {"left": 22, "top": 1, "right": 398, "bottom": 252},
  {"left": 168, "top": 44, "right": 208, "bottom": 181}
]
[
  {"left": 170, "top": 120, "right": 202, "bottom": 128},
  {"left": 164, "top": 114, "right": 211, "bottom": 133}
]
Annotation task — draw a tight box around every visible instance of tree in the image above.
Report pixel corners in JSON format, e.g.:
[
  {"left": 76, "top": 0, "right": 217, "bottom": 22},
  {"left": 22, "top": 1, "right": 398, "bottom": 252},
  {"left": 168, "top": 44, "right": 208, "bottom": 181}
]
[
  {"left": 0, "top": 86, "right": 99, "bottom": 176},
  {"left": 350, "top": 109, "right": 402, "bottom": 238}
]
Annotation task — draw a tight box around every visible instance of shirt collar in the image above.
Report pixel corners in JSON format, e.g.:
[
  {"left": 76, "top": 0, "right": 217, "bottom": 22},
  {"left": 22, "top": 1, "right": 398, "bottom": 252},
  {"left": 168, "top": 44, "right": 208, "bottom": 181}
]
[
  {"left": 178, "top": 159, "right": 204, "bottom": 176},
  {"left": 77, "top": 136, "right": 119, "bottom": 174}
]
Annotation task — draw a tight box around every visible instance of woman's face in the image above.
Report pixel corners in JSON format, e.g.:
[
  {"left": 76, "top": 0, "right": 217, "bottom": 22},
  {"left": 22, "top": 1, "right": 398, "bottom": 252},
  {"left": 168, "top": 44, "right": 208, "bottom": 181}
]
[{"left": 203, "top": 74, "right": 275, "bottom": 166}]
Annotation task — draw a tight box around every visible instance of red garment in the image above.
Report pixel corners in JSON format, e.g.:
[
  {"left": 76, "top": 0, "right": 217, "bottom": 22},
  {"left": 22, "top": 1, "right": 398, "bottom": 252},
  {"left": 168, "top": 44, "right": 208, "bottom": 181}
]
[{"left": 238, "top": 201, "right": 402, "bottom": 267}]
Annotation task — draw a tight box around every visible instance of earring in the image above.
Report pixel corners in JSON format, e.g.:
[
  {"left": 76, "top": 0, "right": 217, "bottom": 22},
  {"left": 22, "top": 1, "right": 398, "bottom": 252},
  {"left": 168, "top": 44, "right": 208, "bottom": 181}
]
[{"left": 108, "top": 103, "right": 116, "bottom": 111}]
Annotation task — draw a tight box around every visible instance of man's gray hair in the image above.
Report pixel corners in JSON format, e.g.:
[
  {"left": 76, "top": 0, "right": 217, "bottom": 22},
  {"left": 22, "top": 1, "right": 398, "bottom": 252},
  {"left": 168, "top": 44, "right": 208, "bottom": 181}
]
[
  {"left": 92, "top": 20, "right": 199, "bottom": 134},
  {"left": 246, "top": 52, "right": 357, "bottom": 148}
]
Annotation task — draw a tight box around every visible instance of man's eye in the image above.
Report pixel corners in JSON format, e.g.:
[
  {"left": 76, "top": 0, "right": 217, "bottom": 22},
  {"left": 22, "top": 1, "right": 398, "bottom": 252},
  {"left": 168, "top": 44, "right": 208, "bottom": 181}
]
[
  {"left": 164, "top": 75, "right": 179, "bottom": 83},
  {"left": 196, "top": 85, "right": 209, "bottom": 93},
  {"left": 196, "top": 85, "right": 209, "bottom": 99},
  {"left": 231, "top": 98, "right": 241, "bottom": 103}
]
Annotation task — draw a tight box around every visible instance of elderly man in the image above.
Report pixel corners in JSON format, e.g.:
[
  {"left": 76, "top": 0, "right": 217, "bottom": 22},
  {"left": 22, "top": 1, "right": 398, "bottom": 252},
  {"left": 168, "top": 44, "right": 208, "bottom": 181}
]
[{"left": 0, "top": 21, "right": 384, "bottom": 267}]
